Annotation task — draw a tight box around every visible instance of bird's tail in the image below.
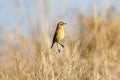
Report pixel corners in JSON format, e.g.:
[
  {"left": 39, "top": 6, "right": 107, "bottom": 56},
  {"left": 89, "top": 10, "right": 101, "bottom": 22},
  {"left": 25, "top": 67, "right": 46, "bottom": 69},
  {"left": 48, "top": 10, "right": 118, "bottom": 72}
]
[{"left": 50, "top": 43, "right": 54, "bottom": 49}]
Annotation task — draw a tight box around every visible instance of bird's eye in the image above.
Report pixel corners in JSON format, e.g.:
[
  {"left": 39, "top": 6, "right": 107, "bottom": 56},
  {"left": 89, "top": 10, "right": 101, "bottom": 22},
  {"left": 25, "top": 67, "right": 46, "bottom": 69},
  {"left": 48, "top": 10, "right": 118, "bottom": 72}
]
[{"left": 60, "top": 23, "right": 62, "bottom": 25}]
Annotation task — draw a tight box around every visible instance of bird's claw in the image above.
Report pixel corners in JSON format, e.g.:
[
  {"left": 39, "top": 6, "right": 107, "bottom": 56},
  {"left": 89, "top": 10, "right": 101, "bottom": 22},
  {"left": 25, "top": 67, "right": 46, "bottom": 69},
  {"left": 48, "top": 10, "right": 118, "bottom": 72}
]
[{"left": 58, "top": 49, "right": 60, "bottom": 53}]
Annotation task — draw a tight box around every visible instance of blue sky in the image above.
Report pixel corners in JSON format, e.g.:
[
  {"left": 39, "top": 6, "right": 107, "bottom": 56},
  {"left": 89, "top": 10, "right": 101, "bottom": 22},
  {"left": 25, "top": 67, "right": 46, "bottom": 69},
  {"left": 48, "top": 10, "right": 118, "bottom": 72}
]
[{"left": 0, "top": 0, "right": 120, "bottom": 35}]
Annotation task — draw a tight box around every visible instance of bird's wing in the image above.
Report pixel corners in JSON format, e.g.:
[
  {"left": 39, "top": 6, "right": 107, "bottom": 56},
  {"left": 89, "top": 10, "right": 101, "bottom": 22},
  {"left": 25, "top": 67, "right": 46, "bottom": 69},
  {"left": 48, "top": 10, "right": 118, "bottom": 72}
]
[{"left": 52, "top": 26, "right": 58, "bottom": 43}]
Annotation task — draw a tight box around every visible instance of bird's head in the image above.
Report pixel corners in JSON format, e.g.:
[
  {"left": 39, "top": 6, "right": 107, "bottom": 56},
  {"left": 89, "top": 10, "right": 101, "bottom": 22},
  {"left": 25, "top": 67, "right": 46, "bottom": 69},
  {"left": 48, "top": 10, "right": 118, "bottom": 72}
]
[{"left": 57, "top": 21, "right": 67, "bottom": 27}]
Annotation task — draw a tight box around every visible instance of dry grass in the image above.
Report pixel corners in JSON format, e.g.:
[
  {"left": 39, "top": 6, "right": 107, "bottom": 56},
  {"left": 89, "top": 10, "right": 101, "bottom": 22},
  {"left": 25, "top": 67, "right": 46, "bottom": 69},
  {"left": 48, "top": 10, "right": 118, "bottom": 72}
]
[{"left": 0, "top": 9, "right": 120, "bottom": 80}]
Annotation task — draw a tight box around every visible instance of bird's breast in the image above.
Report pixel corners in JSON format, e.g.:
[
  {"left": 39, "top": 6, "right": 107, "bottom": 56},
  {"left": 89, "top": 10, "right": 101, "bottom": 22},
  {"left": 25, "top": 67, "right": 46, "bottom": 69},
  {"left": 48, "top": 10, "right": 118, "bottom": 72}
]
[{"left": 56, "top": 27, "right": 64, "bottom": 41}]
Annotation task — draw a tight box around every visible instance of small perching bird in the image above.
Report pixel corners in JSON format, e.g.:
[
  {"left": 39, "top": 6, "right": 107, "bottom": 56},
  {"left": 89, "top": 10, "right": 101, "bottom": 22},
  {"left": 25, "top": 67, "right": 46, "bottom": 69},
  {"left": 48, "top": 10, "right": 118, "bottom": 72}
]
[{"left": 51, "top": 21, "right": 67, "bottom": 52}]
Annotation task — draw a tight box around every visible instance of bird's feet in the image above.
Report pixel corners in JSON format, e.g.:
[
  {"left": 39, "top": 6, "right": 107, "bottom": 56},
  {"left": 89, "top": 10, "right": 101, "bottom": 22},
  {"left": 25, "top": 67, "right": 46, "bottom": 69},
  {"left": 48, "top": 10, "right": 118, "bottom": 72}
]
[
  {"left": 58, "top": 43, "right": 64, "bottom": 48},
  {"left": 58, "top": 49, "right": 61, "bottom": 53},
  {"left": 61, "top": 44, "right": 64, "bottom": 48}
]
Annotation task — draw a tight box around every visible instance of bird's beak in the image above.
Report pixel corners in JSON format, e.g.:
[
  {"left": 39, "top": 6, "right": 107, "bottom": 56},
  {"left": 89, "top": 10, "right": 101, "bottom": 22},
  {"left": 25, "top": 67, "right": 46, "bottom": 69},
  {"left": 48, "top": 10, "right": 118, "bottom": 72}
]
[{"left": 64, "top": 23, "right": 67, "bottom": 25}]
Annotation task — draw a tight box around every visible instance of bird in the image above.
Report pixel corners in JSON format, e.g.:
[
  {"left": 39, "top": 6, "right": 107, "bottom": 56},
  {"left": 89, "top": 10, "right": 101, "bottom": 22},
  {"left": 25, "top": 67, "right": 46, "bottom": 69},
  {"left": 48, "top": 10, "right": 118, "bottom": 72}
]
[{"left": 51, "top": 21, "right": 67, "bottom": 52}]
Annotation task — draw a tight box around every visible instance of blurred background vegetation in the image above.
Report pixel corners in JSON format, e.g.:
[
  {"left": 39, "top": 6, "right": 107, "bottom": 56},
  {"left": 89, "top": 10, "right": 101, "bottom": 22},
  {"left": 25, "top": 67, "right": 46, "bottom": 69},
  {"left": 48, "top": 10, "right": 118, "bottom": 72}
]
[{"left": 0, "top": 0, "right": 120, "bottom": 80}]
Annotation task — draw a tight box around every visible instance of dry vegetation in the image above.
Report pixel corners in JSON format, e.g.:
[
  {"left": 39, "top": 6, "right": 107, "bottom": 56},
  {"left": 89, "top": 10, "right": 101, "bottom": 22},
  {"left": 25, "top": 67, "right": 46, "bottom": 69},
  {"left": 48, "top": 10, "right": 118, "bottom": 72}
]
[{"left": 0, "top": 6, "right": 120, "bottom": 80}]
